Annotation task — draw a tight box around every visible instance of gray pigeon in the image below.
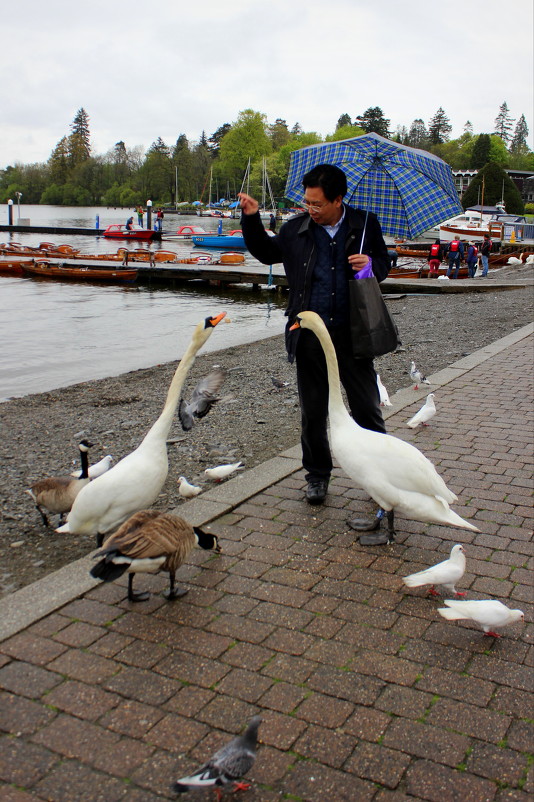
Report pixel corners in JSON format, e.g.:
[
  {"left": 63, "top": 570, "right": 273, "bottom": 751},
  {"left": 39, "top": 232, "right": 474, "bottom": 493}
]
[
  {"left": 178, "top": 368, "right": 226, "bottom": 431},
  {"left": 172, "top": 715, "right": 262, "bottom": 798}
]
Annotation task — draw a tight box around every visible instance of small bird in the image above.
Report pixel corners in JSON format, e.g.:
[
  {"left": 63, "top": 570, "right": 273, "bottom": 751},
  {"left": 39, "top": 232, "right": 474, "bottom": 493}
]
[
  {"left": 205, "top": 462, "right": 244, "bottom": 481},
  {"left": 410, "top": 361, "right": 431, "bottom": 390},
  {"left": 172, "top": 715, "right": 262, "bottom": 800},
  {"left": 376, "top": 374, "right": 392, "bottom": 406},
  {"left": 26, "top": 440, "right": 93, "bottom": 527},
  {"left": 179, "top": 367, "right": 226, "bottom": 431},
  {"left": 71, "top": 454, "right": 113, "bottom": 479},
  {"left": 90, "top": 509, "right": 220, "bottom": 602},
  {"left": 271, "top": 377, "right": 289, "bottom": 390},
  {"left": 177, "top": 476, "right": 202, "bottom": 498},
  {"left": 438, "top": 599, "right": 524, "bottom": 638},
  {"left": 407, "top": 393, "right": 436, "bottom": 428},
  {"left": 403, "top": 544, "right": 466, "bottom": 597}
]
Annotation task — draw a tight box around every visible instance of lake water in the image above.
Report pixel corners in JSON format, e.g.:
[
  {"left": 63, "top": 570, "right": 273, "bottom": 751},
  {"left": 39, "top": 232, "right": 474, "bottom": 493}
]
[{"left": 0, "top": 205, "right": 287, "bottom": 401}]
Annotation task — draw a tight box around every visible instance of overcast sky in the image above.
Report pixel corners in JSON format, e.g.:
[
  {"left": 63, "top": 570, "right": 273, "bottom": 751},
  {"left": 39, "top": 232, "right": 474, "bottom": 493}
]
[{"left": 1, "top": 0, "right": 532, "bottom": 169}]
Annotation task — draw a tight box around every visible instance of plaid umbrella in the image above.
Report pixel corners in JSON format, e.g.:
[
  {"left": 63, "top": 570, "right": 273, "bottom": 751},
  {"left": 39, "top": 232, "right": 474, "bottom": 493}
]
[{"left": 285, "top": 132, "right": 462, "bottom": 239}]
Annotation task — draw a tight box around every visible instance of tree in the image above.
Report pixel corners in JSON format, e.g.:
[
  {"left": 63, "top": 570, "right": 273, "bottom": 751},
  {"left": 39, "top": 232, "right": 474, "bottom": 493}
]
[
  {"left": 218, "top": 110, "right": 271, "bottom": 178},
  {"left": 355, "top": 107, "right": 390, "bottom": 137},
  {"left": 139, "top": 137, "right": 173, "bottom": 202},
  {"left": 493, "top": 101, "right": 515, "bottom": 143},
  {"left": 461, "top": 162, "right": 523, "bottom": 213},
  {"left": 68, "top": 108, "right": 91, "bottom": 165},
  {"left": 48, "top": 136, "right": 70, "bottom": 184},
  {"left": 172, "top": 134, "right": 196, "bottom": 201},
  {"left": 510, "top": 114, "right": 529, "bottom": 154},
  {"left": 471, "top": 134, "right": 491, "bottom": 168},
  {"left": 208, "top": 124, "right": 231, "bottom": 158},
  {"left": 325, "top": 124, "right": 365, "bottom": 142},
  {"left": 336, "top": 113, "right": 352, "bottom": 130},
  {"left": 269, "top": 119, "right": 291, "bottom": 150},
  {"left": 393, "top": 125, "right": 409, "bottom": 144},
  {"left": 428, "top": 108, "right": 452, "bottom": 144},
  {"left": 463, "top": 121, "right": 474, "bottom": 135},
  {"left": 407, "top": 119, "right": 428, "bottom": 149}
]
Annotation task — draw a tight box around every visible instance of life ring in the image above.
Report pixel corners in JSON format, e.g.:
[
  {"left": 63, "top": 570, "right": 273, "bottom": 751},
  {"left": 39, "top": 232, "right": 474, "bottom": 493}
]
[{"left": 195, "top": 255, "right": 212, "bottom": 264}]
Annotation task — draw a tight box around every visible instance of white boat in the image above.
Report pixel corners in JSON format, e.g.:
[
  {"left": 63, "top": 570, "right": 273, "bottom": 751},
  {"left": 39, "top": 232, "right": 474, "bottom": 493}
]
[{"left": 438, "top": 204, "right": 513, "bottom": 242}]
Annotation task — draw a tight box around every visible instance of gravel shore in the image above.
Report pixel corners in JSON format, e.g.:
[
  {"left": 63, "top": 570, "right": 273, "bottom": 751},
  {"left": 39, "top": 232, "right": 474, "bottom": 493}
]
[{"left": 1, "top": 270, "right": 532, "bottom": 598}]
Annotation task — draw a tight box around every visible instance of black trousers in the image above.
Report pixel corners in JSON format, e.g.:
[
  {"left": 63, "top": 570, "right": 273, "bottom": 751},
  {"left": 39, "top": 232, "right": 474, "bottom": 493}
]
[{"left": 295, "top": 327, "right": 386, "bottom": 481}]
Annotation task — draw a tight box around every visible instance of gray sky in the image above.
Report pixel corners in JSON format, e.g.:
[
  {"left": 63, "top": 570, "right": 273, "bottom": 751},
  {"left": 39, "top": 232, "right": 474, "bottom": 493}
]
[{"left": 1, "top": 0, "right": 532, "bottom": 169}]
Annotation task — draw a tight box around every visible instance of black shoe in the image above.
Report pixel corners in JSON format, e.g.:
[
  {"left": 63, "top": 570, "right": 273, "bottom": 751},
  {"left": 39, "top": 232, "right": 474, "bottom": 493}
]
[
  {"left": 305, "top": 479, "right": 329, "bottom": 505},
  {"left": 347, "top": 508, "right": 384, "bottom": 532},
  {"left": 359, "top": 530, "right": 394, "bottom": 546}
]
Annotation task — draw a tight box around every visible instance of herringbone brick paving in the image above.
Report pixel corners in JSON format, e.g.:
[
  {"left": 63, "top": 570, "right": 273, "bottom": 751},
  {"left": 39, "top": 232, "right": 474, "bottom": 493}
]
[{"left": 0, "top": 335, "right": 532, "bottom": 801}]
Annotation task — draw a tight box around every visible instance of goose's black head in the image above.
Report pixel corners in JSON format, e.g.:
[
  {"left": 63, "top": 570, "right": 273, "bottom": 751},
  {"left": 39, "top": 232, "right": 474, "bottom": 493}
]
[
  {"left": 78, "top": 439, "right": 93, "bottom": 452},
  {"left": 194, "top": 527, "right": 221, "bottom": 553}
]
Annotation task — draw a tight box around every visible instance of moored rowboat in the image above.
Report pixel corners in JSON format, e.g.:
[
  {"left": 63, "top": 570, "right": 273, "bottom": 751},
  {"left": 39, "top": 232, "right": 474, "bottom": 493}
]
[{"left": 21, "top": 261, "right": 138, "bottom": 282}]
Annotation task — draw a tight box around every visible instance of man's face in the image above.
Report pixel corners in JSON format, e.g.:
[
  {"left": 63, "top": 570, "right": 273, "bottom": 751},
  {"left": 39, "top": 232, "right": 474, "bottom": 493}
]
[{"left": 303, "top": 186, "right": 343, "bottom": 226}]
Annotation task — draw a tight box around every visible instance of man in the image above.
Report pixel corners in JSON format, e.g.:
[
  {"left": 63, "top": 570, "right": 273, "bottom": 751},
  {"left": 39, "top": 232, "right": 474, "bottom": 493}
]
[
  {"left": 466, "top": 242, "right": 479, "bottom": 278},
  {"left": 446, "top": 237, "right": 464, "bottom": 278},
  {"left": 239, "top": 164, "right": 392, "bottom": 545},
  {"left": 480, "top": 234, "right": 492, "bottom": 277}
]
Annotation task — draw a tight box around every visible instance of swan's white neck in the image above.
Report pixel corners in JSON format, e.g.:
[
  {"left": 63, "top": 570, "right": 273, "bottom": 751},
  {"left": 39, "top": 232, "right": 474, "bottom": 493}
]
[{"left": 311, "top": 323, "right": 357, "bottom": 428}]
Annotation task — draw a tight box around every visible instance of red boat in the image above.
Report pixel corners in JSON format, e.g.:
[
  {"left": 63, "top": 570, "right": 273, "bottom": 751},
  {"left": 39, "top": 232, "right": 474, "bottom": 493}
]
[{"left": 102, "top": 224, "right": 155, "bottom": 241}]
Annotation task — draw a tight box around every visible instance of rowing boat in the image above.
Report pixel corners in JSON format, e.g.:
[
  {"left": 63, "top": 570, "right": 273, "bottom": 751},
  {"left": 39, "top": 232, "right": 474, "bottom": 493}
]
[
  {"left": 0, "top": 258, "right": 35, "bottom": 276},
  {"left": 21, "top": 261, "right": 138, "bottom": 282}
]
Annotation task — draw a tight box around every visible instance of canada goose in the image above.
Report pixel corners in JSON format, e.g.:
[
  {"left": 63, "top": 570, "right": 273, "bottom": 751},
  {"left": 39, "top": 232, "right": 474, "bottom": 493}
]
[
  {"left": 290, "top": 312, "right": 479, "bottom": 542},
  {"left": 57, "top": 313, "right": 226, "bottom": 543},
  {"left": 90, "top": 509, "right": 220, "bottom": 601},
  {"left": 26, "top": 440, "right": 93, "bottom": 527},
  {"left": 178, "top": 367, "right": 226, "bottom": 431}
]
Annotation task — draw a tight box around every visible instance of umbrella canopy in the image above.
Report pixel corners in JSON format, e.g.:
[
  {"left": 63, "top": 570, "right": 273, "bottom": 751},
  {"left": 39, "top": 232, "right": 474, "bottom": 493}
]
[{"left": 285, "top": 133, "right": 463, "bottom": 239}]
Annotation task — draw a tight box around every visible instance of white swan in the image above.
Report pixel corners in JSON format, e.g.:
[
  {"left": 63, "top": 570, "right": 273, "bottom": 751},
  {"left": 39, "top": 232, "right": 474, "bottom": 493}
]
[
  {"left": 291, "top": 312, "right": 479, "bottom": 541},
  {"left": 524, "top": 254, "right": 534, "bottom": 264},
  {"left": 506, "top": 253, "right": 524, "bottom": 265},
  {"left": 57, "top": 313, "right": 226, "bottom": 543}
]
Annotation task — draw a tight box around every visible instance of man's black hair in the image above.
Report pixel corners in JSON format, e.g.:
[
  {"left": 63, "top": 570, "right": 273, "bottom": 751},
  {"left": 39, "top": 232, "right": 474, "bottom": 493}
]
[{"left": 302, "top": 164, "right": 347, "bottom": 202}]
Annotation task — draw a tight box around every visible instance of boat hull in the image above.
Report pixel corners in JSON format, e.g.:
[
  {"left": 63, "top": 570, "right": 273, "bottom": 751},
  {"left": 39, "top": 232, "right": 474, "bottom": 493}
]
[
  {"left": 191, "top": 234, "right": 246, "bottom": 249},
  {"left": 22, "top": 262, "right": 138, "bottom": 282},
  {"left": 102, "top": 225, "right": 155, "bottom": 241}
]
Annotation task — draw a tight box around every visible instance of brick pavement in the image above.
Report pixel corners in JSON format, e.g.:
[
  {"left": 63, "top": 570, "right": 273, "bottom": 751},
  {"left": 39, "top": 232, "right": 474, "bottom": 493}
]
[{"left": 0, "top": 325, "right": 532, "bottom": 802}]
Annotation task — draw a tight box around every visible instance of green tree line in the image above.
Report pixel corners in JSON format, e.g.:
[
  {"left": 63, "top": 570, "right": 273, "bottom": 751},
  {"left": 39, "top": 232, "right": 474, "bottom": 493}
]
[{"left": 1, "top": 104, "right": 532, "bottom": 212}]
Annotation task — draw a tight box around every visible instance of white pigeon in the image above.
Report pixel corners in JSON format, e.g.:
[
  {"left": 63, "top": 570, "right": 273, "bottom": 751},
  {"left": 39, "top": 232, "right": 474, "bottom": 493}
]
[
  {"left": 407, "top": 393, "right": 436, "bottom": 428},
  {"left": 172, "top": 716, "right": 262, "bottom": 798},
  {"left": 71, "top": 454, "right": 113, "bottom": 479},
  {"left": 438, "top": 599, "right": 524, "bottom": 637},
  {"left": 376, "top": 374, "right": 392, "bottom": 406},
  {"left": 410, "top": 361, "right": 431, "bottom": 390},
  {"left": 403, "top": 544, "right": 466, "bottom": 597},
  {"left": 177, "top": 476, "right": 202, "bottom": 498},
  {"left": 205, "top": 462, "right": 244, "bottom": 481}
]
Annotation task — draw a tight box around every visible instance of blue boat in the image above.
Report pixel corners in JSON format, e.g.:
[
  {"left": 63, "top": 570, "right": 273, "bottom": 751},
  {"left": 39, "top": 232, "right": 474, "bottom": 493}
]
[{"left": 191, "top": 231, "right": 247, "bottom": 250}]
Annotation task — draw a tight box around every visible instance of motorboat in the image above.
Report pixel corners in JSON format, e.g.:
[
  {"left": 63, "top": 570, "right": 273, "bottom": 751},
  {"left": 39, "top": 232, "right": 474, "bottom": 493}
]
[
  {"left": 102, "top": 224, "right": 155, "bottom": 241},
  {"left": 161, "top": 225, "right": 210, "bottom": 240},
  {"left": 191, "top": 230, "right": 247, "bottom": 249}
]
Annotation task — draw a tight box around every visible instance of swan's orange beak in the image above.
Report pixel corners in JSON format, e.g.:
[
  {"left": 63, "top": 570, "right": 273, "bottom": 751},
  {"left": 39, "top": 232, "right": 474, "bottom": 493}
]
[
  {"left": 209, "top": 312, "right": 227, "bottom": 327},
  {"left": 289, "top": 319, "right": 301, "bottom": 331}
]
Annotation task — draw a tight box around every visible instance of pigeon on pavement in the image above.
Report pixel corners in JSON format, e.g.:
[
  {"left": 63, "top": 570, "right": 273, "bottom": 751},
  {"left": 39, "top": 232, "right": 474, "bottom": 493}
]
[
  {"left": 407, "top": 393, "right": 436, "bottom": 428},
  {"left": 177, "top": 476, "right": 202, "bottom": 498},
  {"left": 179, "top": 368, "right": 226, "bottom": 431},
  {"left": 376, "top": 374, "right": 392, "bottom": 406},
  {"left": 438, "top": 599, "right": 524, "bottom": 637},
  {"left": 172, "top": 715, "right": 262, "bottom": 800},
  {"left": 403, "top": 544, "right": 466, "bottom": 597},
  {"left": 410, "top": 361, "right": 431, "bottom": 390},
  {"left": 205, "top": 462, "right": 244, "bottom": 481}
]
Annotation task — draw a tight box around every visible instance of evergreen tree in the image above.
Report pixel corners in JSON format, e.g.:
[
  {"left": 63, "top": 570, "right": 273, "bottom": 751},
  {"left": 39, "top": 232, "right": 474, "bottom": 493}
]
[
  {"left": 208, "top": 124, "right": 231, "bottom": 157},
  {"left": 68, "top": 108, "right": 91, "bottom": 165},
  {"left": 355, "top": 107, "right": 390, "bottom": 137},
  {"left": 172, "top": 134, "right": 195, "bottom": 201},
  {"left": 463, "top": 121, "right": 473, "bottom": 135},
  {"left": 407, "top": 119, "right": 428, "bottom": 148},
  {"left": 49, "top": 136, "right": 70, "bottom": 184},
  {"left": 428, "top": 108, "right": 452, "bottom": 144},
  {"left": 336, "top": 113, "right": 352, "bottom": 130},
  {"left": 291, "top": 122, "right": 302, "bottom": 136},
  {"left": 510, "top": 114, "right": 529, "bottom": 153},
  {"left": 471, "top": 134, "right": 491, "bottom": 168},
  {"left": 461, "top": 162, "right": 523, "bottom": 213},
  {"left": 493, "top": 101, "right": 515, "bottom": 143},
  {"left": 269, "top": 119, "right": 291, "bottom": 149}
]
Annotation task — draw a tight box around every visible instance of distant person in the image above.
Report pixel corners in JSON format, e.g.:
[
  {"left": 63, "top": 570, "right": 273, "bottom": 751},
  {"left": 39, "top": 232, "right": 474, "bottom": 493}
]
[
  {"left": 480, "top": 234, "right": 492, "bottom": 277},
  {"left": 466, "top": 242, "right": 479, "bottom": 278},
  {"left": 427, "top": 239, "right": 442, "bottom": 278},
  {"left": 446, "top": 237, "right": 464, "bottom": 279},
  {"left": 125, "top": 216, "right": 134, "bottom": 231},
  {"left": 269, "top": 213, "right": 277, "bottom": 232},
  {"left": 156, "top": 208, "right": 164, "bottom": 231},
  {"left": 136, "top": 206, "right": 144, "bottom": 227},
  {"left": 387, "top": 249, "right": 398, "bottom": 267}
]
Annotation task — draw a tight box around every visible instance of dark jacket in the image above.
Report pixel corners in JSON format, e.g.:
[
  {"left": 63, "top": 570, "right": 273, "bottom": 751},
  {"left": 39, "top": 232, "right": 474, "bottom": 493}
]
[{"left": 241, "top": 205, "right": 391, "bottom": 360}]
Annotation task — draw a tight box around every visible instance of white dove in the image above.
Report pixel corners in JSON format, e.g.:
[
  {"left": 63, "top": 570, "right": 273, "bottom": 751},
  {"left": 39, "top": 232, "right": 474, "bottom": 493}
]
[
  {"left": 177, "top": 476, "right": 202, "bottom": 498},
  {"left": 407, "top": 393, "right": 436, "bottom": 428},
  {"left": 410, "top": 361, "right": 431, "bottom": 390},
  {"left": 205, "top": 462, "right": 244, "bottom": 481},
  {"left": 438, "top": 599, "right": 524, "bottom": 638},
  {"left": 376, "top": 374, "right": 392, "bottom": 406},
  {"left": 403, "top": 544, "right": 466, "bottom": 597},
  {"left": 71, "top": 454, "right": 113, "bottom": 479}
]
